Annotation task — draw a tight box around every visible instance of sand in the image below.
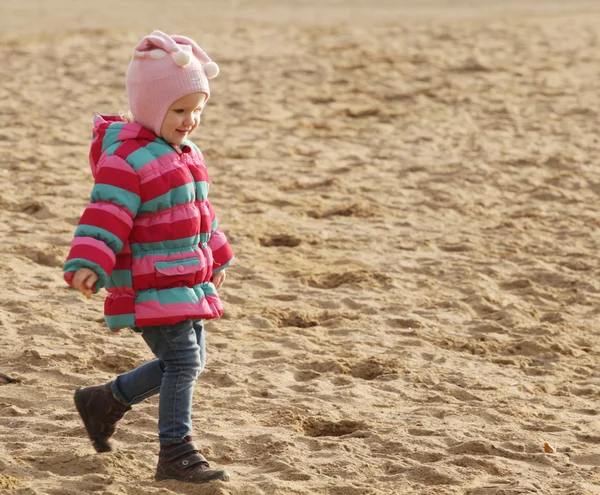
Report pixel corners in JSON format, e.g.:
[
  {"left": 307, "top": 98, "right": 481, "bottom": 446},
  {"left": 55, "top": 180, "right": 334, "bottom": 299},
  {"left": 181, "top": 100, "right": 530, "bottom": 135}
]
[{"left": 1, "top": 1, "right": 600, "bottom": 494}]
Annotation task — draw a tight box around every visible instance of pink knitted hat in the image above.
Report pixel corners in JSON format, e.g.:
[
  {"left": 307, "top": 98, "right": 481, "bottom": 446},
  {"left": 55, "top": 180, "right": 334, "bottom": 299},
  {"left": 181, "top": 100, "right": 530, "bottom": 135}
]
[{"left": 126, "top": 30, "right": 219, "bottom": 136}]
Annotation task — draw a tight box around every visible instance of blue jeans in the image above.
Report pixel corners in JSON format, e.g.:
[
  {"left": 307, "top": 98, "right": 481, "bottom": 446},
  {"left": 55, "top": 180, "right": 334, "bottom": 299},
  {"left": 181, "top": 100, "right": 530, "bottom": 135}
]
[{"left": 110, "top": 319, "right": 206, "bottom": 446}]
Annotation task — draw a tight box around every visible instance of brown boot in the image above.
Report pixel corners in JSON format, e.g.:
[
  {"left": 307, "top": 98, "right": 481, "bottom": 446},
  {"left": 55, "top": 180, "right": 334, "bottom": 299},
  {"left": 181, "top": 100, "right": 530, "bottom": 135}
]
[
  {"left": 156, "top": 438, "right": 230, "bottom": 483},
  {"left": 73, "top": 382, "right": 131, "bottom": 453}
]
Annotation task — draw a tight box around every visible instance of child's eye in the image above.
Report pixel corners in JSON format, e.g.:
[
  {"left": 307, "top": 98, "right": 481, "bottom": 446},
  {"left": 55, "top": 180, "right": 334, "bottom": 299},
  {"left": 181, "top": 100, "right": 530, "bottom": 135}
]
[
  {"left": 174, "top": 109, "right": 184, "bottom": 114},
  {"left": 194, "top": 108, "right": 203, "bottom": 113}
]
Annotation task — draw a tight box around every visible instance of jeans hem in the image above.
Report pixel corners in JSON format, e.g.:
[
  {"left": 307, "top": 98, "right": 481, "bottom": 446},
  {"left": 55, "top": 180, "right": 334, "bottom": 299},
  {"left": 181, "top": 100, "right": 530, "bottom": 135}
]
[
  {"left": 159, "top": 435, "right": 191, "bottom": 446},
  {"left": 110, "top": 380, "right": 132, "bottom": 407}
]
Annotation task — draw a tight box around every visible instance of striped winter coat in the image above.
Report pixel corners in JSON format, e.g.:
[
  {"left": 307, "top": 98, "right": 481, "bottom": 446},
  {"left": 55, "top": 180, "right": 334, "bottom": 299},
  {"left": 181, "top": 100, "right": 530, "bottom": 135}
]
[{"left": 64, "top": 115, "right": 234, "bottom": 331}]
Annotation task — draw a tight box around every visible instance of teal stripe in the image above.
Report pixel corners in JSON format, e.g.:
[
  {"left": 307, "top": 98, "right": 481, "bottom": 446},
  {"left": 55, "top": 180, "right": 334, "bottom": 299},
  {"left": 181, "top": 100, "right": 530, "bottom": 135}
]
[
  {"left": 105, "top": 313, "right": 135, "bottom": 330},
  {"left": 195, "top": 181, "right": 209, "bottom": 200},
  {"left": 155, "top": 258, "right": 200, "bottom": 270},
  {"left": 91, "top": 184, "right": 140, "bottom": 216},
  {"left": 200, "top": 233, "right": 210, "bottom": 244},
  {"left": 102, "top": 124, "right": 124, "bottom": 152},
  {"left": 130, "top": 235, "right": 201, "bottom": 255},
  {"left": 74, "top": 224, "right": 123, "bottom": 254},
  {"left": 210, "top": 218, "right": 218, "bottom": 234},
  {"left": 202, "top": 283, "right": 217, "bottom": 297},
  {"left": 136, "top": 283, "right": 216, "bottom": 304},
  {"left": 106, "top": 270, "right": 133, "bottom": 289},
  {"left": 127, "top": 142, "right": 175, "bottom": 171},
  {"left": 64, "top": 259, "right": 109, "bottom": 291},
  {"left": 105, "top": 142, "right": 121, "bottom": 157},
  {"left": 138, "top": 184, "right": 194, "bottom": 214},
  {"left": 132, "top": 247, "right": 198, "bottom": 259},
  {"left": 135, "top": 290, "right": 156, "bottom": 304}
]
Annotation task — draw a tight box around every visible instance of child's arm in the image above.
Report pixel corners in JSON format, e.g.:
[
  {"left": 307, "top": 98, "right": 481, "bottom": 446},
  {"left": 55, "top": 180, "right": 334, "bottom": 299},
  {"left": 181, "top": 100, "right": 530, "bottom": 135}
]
[
  {"left": 206, "top": 200, "right": 234, "bottom": 276},
  {"left": 71, "top": 267, "right": 98, "bottom": 299},
  {"left": 211, "top": 269, "right": 226, "bottom": 289},
  {"left": 64, "top": 156, "right": 141, "bottom": 294}
]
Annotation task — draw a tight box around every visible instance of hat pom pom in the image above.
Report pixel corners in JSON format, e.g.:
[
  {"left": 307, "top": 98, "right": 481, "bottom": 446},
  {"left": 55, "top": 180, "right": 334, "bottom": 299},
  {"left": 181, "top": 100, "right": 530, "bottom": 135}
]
[
  {"left": 204, "top": 61, "right": 219, "bottom": 79},
  {"left": 173, "top": 50, "right": 192, "bottom": 67},
  {"left": 149, "top": 49, "right": 167, "bottom": 59}
]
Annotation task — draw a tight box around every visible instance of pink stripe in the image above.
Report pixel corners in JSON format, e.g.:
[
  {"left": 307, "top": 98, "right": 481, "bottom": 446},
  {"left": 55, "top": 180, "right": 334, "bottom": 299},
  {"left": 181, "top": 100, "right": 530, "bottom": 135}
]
[
  {"left": 87, "top": 201, "right": 135, "bottom": 225},
  {"left": 71, "top": 237, "right": 116, "bottom": 265},
  {"left": 134, "top": 203, "right": 199, "bottom": 228},
  {"left": 117, "top": 126, "right": 135, "bottom": 142},
  {"left": 207, "top": 229, "right": 228, "bottom": 250},
  {"left": 207, "top": 199, "right": 216, "bottom": 222},
  {"left": 132, "top": 251, "right": 207, "bottom": 277},
  {"left": 137, "top": 152, "right": 180, "bottom": 183},
  {"left": 201, "top": 245, "right": 213, "bottom": 269},
  {"left": 98, "top": 154, "right": 137, "bottom": 174},
  {"left": 135, "top": 295, "right": 222, "bottom": 321}
]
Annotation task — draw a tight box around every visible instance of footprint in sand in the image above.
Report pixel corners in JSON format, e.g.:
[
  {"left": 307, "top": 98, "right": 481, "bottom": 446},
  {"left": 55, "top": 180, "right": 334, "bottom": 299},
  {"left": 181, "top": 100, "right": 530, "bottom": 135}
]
[
  {"left": 202, "top": 370, "right": 238, "bottom": 388},
  {"left": 19, "top": 202, "right": 56, "bottom": 220},
  {"left": 24, "top": 248, "right": 65, "bottom": 268},
  {"left": 293, "top": 370, "right": 322, "bottom": 382},
  {"left": 307, "top": 201, "right": 383, "bottom": 219},
  {"left": 259, "top": 233, "right": 302, "bottom": 247},
  {"left": 404, "top": 465, "right": 461, "bottom": 486},
  {"left": 300, "top": 417, "right": 366, "bottom": 438},
  {"left": 302, "top": 269, "right": 392, "bottom": 289},
  {"left": 252, "top": 349, "right": 283, "bottom": 360},
  {"left": 262, "top": 308, "right": 319, "bottom": 328},
  {"left": 348, "top": 357, "right": 401, "bottom": 381},
  {"left": 260, "top": 460, "right": 312, "bottom": 482},
  {"left": 91, "top": 352, "right": 142, "bottom": 374},
  {"left": 294, "top": 357, "right": 400, "bottom": 381},
  {"left": 385, "top": 317, "right": 424, "bottom": 329}
]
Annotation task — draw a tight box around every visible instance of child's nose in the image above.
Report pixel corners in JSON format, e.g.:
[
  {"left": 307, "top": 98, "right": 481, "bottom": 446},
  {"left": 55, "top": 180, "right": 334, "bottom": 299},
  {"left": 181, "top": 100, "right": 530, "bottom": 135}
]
[{"left": 183, "top": 113, "right": 194, "bottom": 126}]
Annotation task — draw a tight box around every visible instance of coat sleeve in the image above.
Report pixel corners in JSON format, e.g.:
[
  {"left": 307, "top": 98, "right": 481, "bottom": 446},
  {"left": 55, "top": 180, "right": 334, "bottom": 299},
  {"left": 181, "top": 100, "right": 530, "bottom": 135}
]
[
  {"left": 206, "top": 199, "right": 234, "bottom": 273},
  {"left": 63, "top": 155, "right": 141, "bottom": 291}
]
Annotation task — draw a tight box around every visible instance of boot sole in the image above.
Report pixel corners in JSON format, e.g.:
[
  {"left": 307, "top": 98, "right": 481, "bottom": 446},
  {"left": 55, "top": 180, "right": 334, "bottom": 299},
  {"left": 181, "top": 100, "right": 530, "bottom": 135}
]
[
  {"left": 74, "top": 389, "right": 113, "bottom": 453},
  {"left": 155, "top": 470, "right": 231, "bottom": 483}
]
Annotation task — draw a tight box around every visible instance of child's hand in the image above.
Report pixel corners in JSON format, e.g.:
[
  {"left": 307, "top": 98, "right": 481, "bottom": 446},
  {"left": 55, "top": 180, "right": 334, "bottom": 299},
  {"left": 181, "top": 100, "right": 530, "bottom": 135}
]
[
  {"left": 72, "top": 268, "right": 98, "bottom": 299},
  {"left": 212, "top": 270, "right": 226, "bottom": 289}
]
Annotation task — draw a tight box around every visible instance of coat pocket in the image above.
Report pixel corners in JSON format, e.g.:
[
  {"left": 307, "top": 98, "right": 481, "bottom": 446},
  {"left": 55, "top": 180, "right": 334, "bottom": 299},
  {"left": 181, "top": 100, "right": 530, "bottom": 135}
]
[
  {"left": 153, "top": 257, "right": 206, "bottom": 289},
  {"left": 155, "top": 257, "right": 202, "bottom": 277}
]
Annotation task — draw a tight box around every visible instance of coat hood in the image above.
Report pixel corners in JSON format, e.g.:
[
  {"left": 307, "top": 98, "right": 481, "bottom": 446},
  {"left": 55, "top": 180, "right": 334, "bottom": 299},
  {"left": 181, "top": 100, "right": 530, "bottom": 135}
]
[{"left": 88, "top": 115, "right": 157, "bottom": 178}]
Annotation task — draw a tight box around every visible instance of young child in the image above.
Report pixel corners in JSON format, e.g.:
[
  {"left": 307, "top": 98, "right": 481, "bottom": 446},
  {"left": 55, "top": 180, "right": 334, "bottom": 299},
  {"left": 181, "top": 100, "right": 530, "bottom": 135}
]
[{"left": 63, "top": 30, "right": 234, "bottom": 484}]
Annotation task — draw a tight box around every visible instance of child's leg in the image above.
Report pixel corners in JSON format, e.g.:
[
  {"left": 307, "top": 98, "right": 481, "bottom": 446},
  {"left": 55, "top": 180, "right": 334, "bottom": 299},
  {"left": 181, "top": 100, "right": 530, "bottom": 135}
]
[
  {"left": 110, "top": 320, "right": 206, "bottom": 406},
  {"left": 74, "top": 324, "right": 169, "bottom": 453},
  {"left": 74, "top": 320, "right": 206, "bottom": 454},
  {"left": 140, "top": 319, "right": 205, "bottom": 445},
  {"left": 111, "top": 359, "right": 163, "bottom": 405},
  {"left": 142, "top": 320, "right": 227, "bottom": 483}
]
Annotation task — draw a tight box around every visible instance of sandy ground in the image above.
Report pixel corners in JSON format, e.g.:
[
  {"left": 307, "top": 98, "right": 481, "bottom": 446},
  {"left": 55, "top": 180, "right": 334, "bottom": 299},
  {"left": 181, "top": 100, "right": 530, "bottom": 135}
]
[{"left": 1, "top": 1, "right": 600, "bottom": 494}]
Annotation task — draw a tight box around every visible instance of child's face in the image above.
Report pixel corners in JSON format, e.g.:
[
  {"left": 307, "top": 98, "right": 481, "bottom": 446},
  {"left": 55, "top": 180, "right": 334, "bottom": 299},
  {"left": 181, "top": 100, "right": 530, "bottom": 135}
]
[{"left": 160, "top": 92, "right": 207, "bottom": 146}]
